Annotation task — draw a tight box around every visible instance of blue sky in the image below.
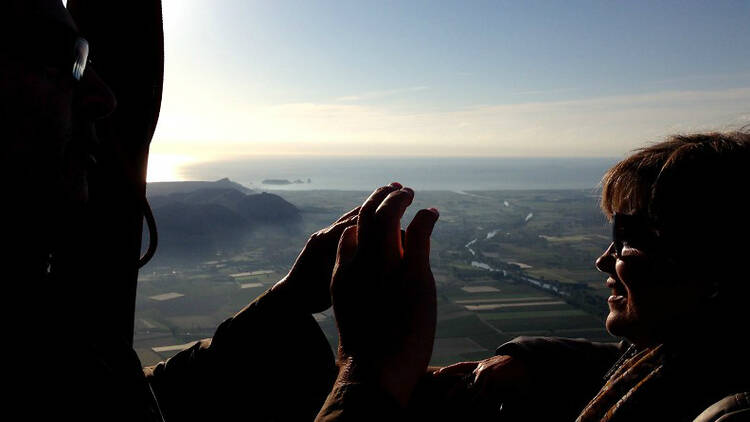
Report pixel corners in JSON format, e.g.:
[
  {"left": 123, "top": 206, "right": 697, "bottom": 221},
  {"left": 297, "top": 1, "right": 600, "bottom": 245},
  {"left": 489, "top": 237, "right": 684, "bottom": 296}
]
[{"left": 148, "top": 0, "right": 750, "bottom": 180}]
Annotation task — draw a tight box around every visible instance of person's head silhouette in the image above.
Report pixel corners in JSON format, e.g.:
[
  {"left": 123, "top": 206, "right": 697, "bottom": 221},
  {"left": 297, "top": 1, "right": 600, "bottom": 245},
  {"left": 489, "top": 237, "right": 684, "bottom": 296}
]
[
  {"left": 3, "top": 0, "right": 116, "bottom": 211},
  {"left": 595, "top": 131, "right": 750, "bottom": 347}
]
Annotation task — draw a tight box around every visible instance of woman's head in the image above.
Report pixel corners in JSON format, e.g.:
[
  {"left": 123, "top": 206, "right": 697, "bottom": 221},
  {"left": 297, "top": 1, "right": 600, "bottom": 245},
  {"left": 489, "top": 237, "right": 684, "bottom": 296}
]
[{"left": 596, "top": 130, "right": 750, "bottom": 347}]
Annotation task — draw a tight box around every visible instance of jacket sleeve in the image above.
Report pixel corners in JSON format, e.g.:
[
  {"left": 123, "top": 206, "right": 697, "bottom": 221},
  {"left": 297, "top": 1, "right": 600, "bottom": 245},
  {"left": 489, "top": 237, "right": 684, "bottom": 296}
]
[
  {"left": 493, "top": 336, "right": 627, "bottom": 421},
  {"left": 693, "top": 392, "right": 750, "bottom": 422},
  {"left": 143, "top": 289, "right": 337, "bottom": 421}
]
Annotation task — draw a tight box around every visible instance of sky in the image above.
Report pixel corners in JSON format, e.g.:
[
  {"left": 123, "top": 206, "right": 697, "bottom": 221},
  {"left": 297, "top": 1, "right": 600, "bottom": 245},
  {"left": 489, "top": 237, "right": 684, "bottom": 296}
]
[{"left": 147, "top": 0, "right": 750, "bottom": 180}]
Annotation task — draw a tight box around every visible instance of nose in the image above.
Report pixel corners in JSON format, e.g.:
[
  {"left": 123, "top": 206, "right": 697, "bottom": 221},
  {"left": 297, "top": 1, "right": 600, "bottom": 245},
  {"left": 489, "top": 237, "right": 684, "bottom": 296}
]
[
  {"left": 74, "top": 66, "right": 117, "bottom": 120},
  {"left": 596, "top": 242, "right": 616, "bottom": 274}
]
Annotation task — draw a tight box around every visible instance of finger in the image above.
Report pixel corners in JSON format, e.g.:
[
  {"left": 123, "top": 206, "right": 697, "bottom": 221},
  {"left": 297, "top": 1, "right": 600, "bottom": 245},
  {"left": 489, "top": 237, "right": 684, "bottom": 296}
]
[
  {"left": 472, "top": 366, "right": 490, "bottom": 392},
  {"left": 358, "top": 183, "right": 402, "bottom": 247},
  {"left": 433, "top": 361, "right": 479, "bottom": 378},
  {"left": 401, "top": 229, "right": 406, "bottom": 249},
  {"left": 335, "top": 206, "right": 361, "bottom": 224},
  {"left": 331, "top": 226, "right": 358, "bottom": 321},
  {"left": 326, "top": 215, "right": 358, "bottom": 239},
  {"left": 404, "top": 208, "right": 440, "bottom": 270},
  {"left": 334, "top": 225, "right": 358, "bottom": 273},
  {"left": 443, "top": 377, "right": 476, "bottom": 402},
  {"left": 472, "top": 357, "right": 515, "bottom": 395},
  {"left": 471, "top": 367, "right": 506, "bottom": 401},
  {"left": 373, "top": 188, "right": 414, "bottom": 264}
]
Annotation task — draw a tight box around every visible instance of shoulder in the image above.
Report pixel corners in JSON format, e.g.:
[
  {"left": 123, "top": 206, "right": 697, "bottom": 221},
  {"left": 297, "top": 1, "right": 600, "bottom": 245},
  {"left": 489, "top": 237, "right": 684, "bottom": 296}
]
[{"left": 694, "top": 392, "right": 750, "bottom": 422}]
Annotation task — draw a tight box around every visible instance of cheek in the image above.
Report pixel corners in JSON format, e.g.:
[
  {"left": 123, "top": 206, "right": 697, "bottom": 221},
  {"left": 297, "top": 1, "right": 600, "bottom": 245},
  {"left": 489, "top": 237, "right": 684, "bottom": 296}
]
[
  {"left": 615, "top": 258, "right": 666, "bottom": 319},
  {"left": 617, "top": 259, "right": 699, "bottom": 325},
  {"left": 5, "top": 70, "right": 74, "bottom": 172},
  {"left": 614, "top": 259, "right": 650, "bottom": 295}
]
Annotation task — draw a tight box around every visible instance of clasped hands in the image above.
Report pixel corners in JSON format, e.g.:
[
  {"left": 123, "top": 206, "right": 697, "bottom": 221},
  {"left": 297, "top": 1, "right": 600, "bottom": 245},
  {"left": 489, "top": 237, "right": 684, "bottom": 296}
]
[{"left": 271, "top": 182, "right": 439, "bottom": 405}]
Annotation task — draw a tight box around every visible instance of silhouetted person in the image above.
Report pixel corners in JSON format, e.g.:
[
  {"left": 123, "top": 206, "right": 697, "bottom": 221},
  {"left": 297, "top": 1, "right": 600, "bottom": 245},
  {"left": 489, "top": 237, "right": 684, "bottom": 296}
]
[{"left": 2, "top": 1, "right": 424, "bottom": 420}]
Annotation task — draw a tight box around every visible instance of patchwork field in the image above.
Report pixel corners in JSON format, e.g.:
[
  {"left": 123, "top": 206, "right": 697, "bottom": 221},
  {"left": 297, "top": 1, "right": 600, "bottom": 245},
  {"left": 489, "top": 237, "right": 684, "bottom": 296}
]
[{"left": 134, "top": 189, "right": 617, "bottom": 366}]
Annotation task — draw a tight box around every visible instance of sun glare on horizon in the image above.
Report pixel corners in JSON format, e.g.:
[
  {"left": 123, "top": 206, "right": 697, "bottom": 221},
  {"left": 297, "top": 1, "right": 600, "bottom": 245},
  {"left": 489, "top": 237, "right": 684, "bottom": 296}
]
[{"left": 146, "top": 154, "right": 195, "bottom": 182}]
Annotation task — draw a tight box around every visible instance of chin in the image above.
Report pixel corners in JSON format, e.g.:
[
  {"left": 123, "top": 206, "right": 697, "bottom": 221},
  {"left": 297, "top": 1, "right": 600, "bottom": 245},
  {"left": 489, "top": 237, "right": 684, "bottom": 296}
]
[
  {"left": 606, "top": 311, "right": 655, "bottom": 347},
  {"left": 605, "top": 311, "right": 628, "bottom": 338}
]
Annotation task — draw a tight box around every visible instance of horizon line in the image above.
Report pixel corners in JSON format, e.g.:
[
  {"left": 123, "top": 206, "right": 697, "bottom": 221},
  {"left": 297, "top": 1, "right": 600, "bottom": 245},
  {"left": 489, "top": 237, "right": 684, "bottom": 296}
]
[{"left": 149, "top": 153, "right": 622, "bottom": 161}]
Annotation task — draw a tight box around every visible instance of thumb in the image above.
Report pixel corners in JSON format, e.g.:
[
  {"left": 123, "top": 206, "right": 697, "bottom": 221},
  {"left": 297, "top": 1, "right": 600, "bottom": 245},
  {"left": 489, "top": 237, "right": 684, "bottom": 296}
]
[{"left": 404, "top": 208, "right": 439, "bottom": 270}]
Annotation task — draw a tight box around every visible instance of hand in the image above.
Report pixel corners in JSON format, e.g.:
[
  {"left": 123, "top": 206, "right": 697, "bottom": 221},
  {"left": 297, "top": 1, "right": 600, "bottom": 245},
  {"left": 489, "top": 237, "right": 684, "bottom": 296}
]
[
  {"left": 270, "top": 206, "right": 360, "bottom": 314},
  {"left": 432, "top": 355, "right": 529, "bottom": 401},
  {"left": 330, "top": 183, "right": 440, "bottom": 406}
]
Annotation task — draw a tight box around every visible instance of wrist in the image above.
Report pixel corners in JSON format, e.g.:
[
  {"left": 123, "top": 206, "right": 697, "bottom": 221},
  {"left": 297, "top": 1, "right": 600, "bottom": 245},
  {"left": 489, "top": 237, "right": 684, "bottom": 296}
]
[{"left": 336, "top": 356, "right": 415, "bottom": 407}]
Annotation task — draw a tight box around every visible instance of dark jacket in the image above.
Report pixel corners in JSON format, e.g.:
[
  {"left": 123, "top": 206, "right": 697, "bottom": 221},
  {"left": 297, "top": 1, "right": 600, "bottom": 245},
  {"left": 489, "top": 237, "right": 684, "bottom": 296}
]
[
  {"left": 7, "top": 1, "right": 337, "bottom": 421},
  {"left": 495, "top": 336, "right": 750, "bottom": 421},
  {"left": 315, "top": 336, "right": 750, "bottom": 421},
  {"left": 9, "top": 288, "right": 335, "bottom": 421},
  {"left": 145, "top": 289, "right": 337, "bottom": 421}
]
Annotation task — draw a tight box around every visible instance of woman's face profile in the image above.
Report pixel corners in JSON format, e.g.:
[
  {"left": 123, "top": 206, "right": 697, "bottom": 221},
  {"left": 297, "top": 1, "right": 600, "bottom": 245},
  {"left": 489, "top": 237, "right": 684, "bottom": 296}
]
[{"left": 595, "top": 210, "right": 706, "bottom": 347}]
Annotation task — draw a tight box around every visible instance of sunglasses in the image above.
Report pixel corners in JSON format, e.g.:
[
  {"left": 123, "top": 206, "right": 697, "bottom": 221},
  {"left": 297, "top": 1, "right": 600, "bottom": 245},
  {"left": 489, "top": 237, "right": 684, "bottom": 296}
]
[
  {"left": 611, "top": 212, "right": 662, "bottom": 258},
  {"left": 70, "top": 38, "right": 90, "bottom": 81}
]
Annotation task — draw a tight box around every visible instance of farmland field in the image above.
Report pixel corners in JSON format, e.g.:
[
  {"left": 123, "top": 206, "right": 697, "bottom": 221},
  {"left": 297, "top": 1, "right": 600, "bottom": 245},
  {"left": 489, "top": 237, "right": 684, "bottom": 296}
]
[{"left": 135, "top": 189, "right": 617, "bottom": 366}]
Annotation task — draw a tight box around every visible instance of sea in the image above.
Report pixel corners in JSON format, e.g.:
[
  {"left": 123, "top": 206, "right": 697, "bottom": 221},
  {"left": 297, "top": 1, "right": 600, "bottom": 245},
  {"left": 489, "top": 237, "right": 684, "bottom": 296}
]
[{"left": 180, "top": 156, "right": 620, "bottom": 192}]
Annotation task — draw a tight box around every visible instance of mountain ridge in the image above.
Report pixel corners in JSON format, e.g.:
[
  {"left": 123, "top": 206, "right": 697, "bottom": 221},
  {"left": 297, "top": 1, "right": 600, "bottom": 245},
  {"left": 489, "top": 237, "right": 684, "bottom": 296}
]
[
  {"left": 145, "top": 179, "right": 300, "bottom": 263},
  {"left": 147, "top": 178, "right": 253, "bottom": 197}
]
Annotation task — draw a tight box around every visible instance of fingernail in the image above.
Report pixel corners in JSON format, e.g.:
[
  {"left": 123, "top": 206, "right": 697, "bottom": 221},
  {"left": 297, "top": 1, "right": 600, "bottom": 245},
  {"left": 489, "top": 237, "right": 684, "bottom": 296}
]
[
  {"left": 401, "top": 187, "right": 414, "bottom": 195},
  {"left": 428, "top": 207, "right": 440, "bottom": 216},
  {"left": 390, "top": 182, "right": 402, "bottom": 189}
]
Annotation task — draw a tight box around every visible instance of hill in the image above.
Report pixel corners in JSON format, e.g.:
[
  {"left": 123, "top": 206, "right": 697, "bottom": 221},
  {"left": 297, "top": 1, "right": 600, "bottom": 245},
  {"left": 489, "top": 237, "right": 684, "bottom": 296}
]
[
  {"left": 145, "top": 179, "right": 300, "bottom": 262},
  {"left": 147, "top": 177, "right": 253, "bottom": 197}
]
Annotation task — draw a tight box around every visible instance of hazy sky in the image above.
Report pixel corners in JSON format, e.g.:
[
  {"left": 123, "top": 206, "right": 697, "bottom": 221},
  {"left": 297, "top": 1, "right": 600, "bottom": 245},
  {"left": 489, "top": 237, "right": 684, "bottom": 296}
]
[{"left": 148, "top": 0, "right": 750, "bottom": 178}]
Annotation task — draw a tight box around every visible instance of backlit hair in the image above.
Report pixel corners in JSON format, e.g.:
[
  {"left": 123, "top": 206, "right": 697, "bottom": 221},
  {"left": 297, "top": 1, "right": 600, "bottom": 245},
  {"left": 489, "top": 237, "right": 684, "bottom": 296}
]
[{"left": 601, "top": 130, "right": 750, "bottom": 222}]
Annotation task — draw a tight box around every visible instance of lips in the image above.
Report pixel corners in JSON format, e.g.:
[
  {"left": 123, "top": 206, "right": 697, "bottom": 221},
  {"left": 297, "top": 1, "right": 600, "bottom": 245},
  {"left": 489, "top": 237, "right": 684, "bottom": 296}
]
[{"left": 605, "top": 277, "right": 617, "bottom": 289}]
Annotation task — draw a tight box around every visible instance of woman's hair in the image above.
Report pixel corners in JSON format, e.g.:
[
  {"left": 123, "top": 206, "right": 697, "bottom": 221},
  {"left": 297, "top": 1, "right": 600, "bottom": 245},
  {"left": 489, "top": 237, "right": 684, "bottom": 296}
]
[
  {"left": 601, "top": 130, "right": 750, "bottom": 220},
  {"left": 600, "top": 129, "right": 750, "bottom": 292}
]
